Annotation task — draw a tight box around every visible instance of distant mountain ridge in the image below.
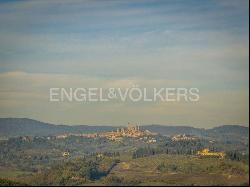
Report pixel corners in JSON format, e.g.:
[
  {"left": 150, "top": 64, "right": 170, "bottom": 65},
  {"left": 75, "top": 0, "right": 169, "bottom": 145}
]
[
  {"left": 0, "top": 118, "right": 115, "bottom": 137},
  {"left": 142, "top": 125, "right": 205, "bottom": 136},
  {"left": 0, "top": 118, "right": 249, "bottom": 140}
]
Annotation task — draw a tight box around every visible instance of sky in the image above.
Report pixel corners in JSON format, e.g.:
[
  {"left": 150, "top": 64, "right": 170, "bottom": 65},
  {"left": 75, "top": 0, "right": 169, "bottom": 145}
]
[{"left": 0, "top": 0, "right": 249, "bottom": 128}]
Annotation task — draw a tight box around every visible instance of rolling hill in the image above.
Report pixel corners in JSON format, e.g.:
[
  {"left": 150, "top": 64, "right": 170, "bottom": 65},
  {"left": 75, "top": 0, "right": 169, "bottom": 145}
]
[
  {"left": 0, "top": 118, "right": 249, "bottom": 141},
  {"left": 0, "top": 118, "right": 115, "bottom": 137}
]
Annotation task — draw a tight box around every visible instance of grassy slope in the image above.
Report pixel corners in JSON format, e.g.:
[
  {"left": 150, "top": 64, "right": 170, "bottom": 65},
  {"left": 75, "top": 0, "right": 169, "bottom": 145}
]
[
  {"left": 0, "top": 167, "right": 31, "bottom": 180},
  {"left": 102, "top": 154, "right": 249, "bottom": 186},
  {"left": 0, "top": 154, "right": 249, "bottom": 186}
]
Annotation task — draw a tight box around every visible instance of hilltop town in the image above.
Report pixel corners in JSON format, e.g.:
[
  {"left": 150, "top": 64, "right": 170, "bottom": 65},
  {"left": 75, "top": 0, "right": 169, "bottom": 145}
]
[{"left": 56, "top": 123, "right": 158, "bottom": 141}]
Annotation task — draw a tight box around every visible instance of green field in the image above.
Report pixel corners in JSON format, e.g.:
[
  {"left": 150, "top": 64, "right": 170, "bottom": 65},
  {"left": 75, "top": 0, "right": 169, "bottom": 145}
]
[
  {"left": 0, "top": 154, "right": 249, "bottom": 186},
  {"left": 0, "top": 167, "right": 31, "bottom": 180},
  {"left": 96, "top": 154, "right": 249, "bottom": 186}
]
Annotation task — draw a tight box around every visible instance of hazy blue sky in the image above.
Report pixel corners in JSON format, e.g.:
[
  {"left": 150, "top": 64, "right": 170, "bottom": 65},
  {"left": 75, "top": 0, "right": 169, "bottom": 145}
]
[{"left": 0, "top": 0, "right": 249, "bottom": 128}]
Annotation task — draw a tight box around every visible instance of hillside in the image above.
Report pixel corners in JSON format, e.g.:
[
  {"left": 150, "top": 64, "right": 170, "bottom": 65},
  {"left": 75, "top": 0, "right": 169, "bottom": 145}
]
[
  {"left": 207, "top": 125, "right": 249, "bottom": 136},
  {"left": 0, "top": 118, "right": 115, "bottom": 137},
  {"left": 0, "top": 118, "right": 249, "bottom": 141},
  {"left": 104, "top": 154, "right": 249, "bottom": 186},
  {"left": 143, "top": 125, "right": 205, "bottom": 136}
]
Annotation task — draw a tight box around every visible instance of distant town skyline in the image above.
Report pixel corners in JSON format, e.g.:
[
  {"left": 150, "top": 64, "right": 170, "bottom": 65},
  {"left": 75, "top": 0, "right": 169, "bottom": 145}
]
[{"left": 0, "top": 0, "right": 249, "bottom": 128}]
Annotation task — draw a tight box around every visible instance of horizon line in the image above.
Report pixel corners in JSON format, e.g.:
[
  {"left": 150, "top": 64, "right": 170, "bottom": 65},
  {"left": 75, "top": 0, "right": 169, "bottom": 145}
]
[{"left": 0, "top": 117, "right": 249, "bottom": 129}]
